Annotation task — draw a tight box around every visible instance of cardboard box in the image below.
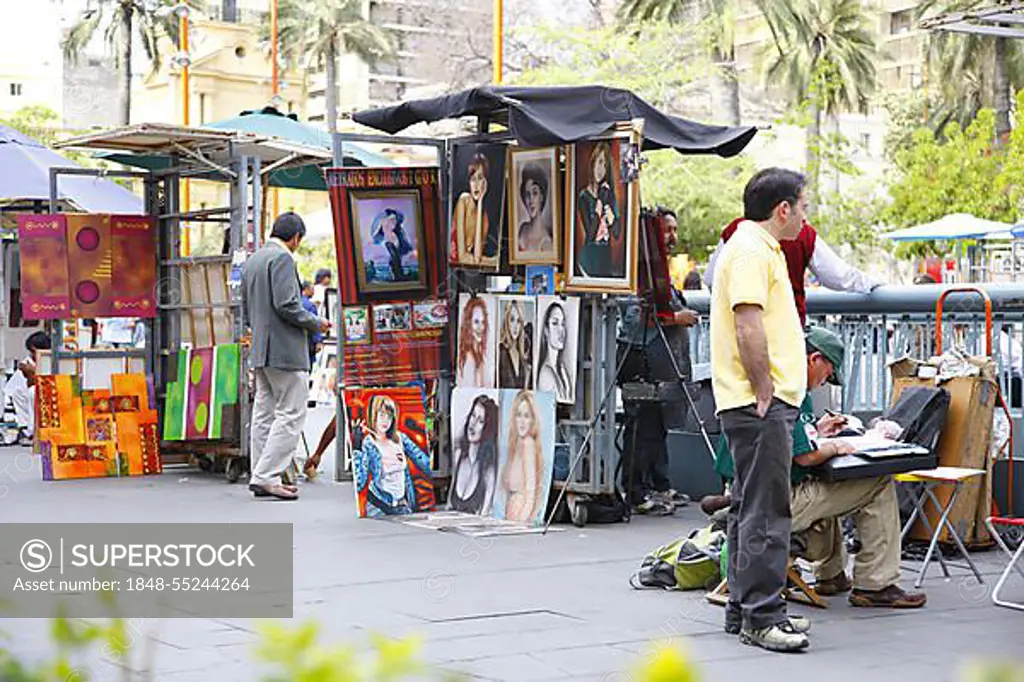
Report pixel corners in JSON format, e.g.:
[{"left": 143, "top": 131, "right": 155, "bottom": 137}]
[{"left": 891, "top": 372, "right": 996, "bottom": 546}]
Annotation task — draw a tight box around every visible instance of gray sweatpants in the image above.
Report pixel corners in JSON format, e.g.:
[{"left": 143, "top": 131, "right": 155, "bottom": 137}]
[
  {"left": 720, "top": 399, "right": 798, "bottom": 631},
  {"left": 249, "top": 367, "right": 309, "bottom": 486}
]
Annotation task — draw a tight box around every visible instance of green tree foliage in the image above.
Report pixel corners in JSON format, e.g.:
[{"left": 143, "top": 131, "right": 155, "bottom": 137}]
[
  {"left": 0, "top": 105, "right": 91, "bottom": 166},
  {"left": 62, "top": 0, "right": 203, "bottom": 125},
  {"left": 758, "top": 0, "right": 876, "bottom": 207},
  {"left": 270, "top": 0, "right": 395, "bottom": 133},
  {"left": 512, "top": 21, "right": 751, "bottom": 261},
  {"left": 295, "top": 239, "right": 337, "bottom": 283},
  {"left": 616, "top": 0, "right": 742, "bottom": 125},
  {"left": 916, "top": 0, "right": 1023, "bottom": 142},
  {"left": 885, "top": 108, "right": 1015, "bottom": 230}
]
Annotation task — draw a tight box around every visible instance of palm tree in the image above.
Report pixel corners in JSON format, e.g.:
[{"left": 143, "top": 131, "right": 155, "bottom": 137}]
[
  {"left": 617, "top": 0, "right": 742, "bottom": 126},
  {"left": 273, "top": 0, "right": 395, "bottom": 133},
  {"left": 63, "top": 1, "right": 201, "bottom": 126},
  {"left": 758, "top": 0, "right": 877, "bottom": 204},
  {"left": 917, "top": 0, "right": 1023, "bottom": 143}
]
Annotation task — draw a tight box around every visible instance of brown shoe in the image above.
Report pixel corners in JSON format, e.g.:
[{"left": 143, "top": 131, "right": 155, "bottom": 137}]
[
  {"left": 815, "top": 572, "right": 852, "bottom": 596},
  {"left": 700, "top": 494, "right": 731, "bottom": 516},
  {"left": 849, "top": 585, "right": 926, "bottom": 608}
]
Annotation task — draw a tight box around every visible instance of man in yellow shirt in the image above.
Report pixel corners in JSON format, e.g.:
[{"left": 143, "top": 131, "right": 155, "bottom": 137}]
[{"left": 710, "top": 167, "right": 809, "bottom": 653}]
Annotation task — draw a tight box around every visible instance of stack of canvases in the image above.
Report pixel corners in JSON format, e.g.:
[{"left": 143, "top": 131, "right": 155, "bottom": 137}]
[
  {"left": 35, "top": 373, "right": 161, "bottom": 480},
  {"left": 448, "top": 294, "right": 573, "bottom": 526},
  {"left": 162, "top": 344, "right": 241, "bottom": 441}
]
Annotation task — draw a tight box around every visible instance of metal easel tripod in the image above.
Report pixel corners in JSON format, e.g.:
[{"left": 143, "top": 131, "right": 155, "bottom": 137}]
[{"left": 542, "top": 212, "right": 716, "bottom": 532}]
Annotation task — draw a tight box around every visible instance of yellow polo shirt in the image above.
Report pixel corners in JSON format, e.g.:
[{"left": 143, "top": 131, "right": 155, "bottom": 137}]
[{"left": 710, "top": 220, "right": 806, "bottom": 412}]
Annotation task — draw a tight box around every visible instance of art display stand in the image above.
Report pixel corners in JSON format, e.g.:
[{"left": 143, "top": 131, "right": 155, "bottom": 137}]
[{"left": 39, "top": 128, "right": 305, "bottom": 481}]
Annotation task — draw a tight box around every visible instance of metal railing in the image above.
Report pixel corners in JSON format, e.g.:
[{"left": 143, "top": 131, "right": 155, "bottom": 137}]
[{"left": 685, "top": 283, "right": 1024, "bottom": 455}]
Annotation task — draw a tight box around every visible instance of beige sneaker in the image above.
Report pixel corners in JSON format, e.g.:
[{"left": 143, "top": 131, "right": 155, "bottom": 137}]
[{"left": 740, "top": 621, "right": 810, "bottom": 652}]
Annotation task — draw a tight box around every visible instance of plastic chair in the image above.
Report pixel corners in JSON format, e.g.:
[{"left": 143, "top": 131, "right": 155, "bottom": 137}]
[{"left": 984, "top": 516, "right": 1024, "bottom": 611}]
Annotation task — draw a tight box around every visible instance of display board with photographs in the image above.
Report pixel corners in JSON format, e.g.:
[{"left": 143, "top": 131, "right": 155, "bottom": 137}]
[
  {"left": 496, "top": 296, "right": 534, "bottom": 390},
  {"left": 327, "top": 168, "right": 442, "bottom": 305},
  {"left": 455, "top": 293, "right": 498, "bottom": 388},
  {"left": 565, "top": 125, "right": 642, "bottom": 293},
  {"left": 346, "top": 386, "right": 436, "bottom": 519},
  {"left": 533, "top": 295, "right": 580, "bottom": 405},
  {"left": 341, "top": 302, "right": 444, "bottom": 386},
  {"left": 508, "top": 147, "right": 560, "bottom": 265},
  {"left": 493, "top": 389, "right": 556, "bottom": 526},
  {"left": 450, "top": 143, "right": 505, "bottom": 270},
  {"left": 448, "top": 388, "right": 501, "bottom": 516}
]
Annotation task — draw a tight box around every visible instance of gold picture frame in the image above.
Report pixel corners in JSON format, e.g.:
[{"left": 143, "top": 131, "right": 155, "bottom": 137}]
[
  {"left": 508, "top": 146, "right": 561, "bottom": 265},
  {"left": 564, "top": 121, "right": 644, "bottom": 294},
  {"left": 348, "top": 189, "right": 427, "bottom": 296}
]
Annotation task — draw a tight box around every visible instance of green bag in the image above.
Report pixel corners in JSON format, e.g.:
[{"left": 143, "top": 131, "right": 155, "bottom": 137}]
[{"left": 630, "top": 526, "right": 726, "bottom": 591}]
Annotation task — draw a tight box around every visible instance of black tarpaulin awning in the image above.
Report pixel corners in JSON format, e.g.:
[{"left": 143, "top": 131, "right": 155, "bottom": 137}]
[{"left": 352, "top": 85, "right": 758, "bottom": 158}]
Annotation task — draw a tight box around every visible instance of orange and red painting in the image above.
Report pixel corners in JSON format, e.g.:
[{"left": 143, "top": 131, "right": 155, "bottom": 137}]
[{"left": 37, "top": 373, "right": 161, "bottom": 480}]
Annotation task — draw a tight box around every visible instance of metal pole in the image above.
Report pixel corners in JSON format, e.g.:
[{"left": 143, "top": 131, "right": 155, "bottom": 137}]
[
  {"left": 492, "top": 0, "right": 503, "bottom": 84},
  {"left": 270, "top": 0, "right": 280, "bottom": 221},
  {"left": 180, "top": 8, "right": 192, "bottom": 256}
]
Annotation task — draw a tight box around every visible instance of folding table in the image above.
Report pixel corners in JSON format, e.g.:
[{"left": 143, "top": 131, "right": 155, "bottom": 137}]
[{"left": 896, "top": 466, "right": 986, "bottom": 588}]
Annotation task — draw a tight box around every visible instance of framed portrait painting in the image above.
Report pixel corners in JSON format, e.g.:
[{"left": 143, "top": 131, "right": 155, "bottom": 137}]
[
  {"left": 508, "top": 147, "right": 560, "bottom": 265},
  {"left": 565, "top": 124, "right": 642, "bottom": 293},
  {"left": 349, "top": 189, "right": 427, "bottom": 296},
  {"left": 327, "top": 168, "right": 442, "bottom": 306},
  {"left": 450, "top": 143, "right": 505, "bottom": 270}
]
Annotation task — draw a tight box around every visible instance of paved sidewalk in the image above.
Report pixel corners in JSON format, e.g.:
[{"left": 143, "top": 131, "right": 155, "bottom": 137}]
[{"left": 0, "top": 445, "right": 1021, "bottom": 681}]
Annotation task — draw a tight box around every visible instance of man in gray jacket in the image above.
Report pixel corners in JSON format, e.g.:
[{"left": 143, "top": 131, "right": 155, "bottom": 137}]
[{"left": 243, "top": 213, "right": 330, "bottom": 500}]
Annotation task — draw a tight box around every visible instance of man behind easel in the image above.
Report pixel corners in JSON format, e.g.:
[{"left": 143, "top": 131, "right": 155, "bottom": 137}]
[{"left": 616, "top": 208, "right": 699, "bottom": 515}]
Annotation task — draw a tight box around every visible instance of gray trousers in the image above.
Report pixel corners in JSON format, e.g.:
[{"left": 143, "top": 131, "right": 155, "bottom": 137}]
[
  {"left": 719, "top": 399, "right": 798, "bottom": 631},
  {"left": 250, "top": 367, "right": 309, "bottom": 486}
]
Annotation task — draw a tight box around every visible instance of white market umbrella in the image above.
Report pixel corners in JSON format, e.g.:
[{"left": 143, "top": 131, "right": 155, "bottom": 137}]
[{"left": 881, "top": 213, "right": 1013, "bottom": 242}]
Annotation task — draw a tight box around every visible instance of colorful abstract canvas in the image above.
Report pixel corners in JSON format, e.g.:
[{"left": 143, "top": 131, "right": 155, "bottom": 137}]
[
  {"left": 184, "top": 348, "right": 214, "bottom": 440},
  {"left": 16, "top": 214, "right": 72, "bottom": 319},
  {"left": 37, "top": 372, "right": 161, "bottom": 481},
  {"left": 66, "top": 213, "right": 113, "bottom": 318},
  {"left": 345, "top": 387, "right": 436, "bottom": 519},
  {"left": 16, "top": 213, "right": 157, "bottom": 320},
  {"left": 110, "top": 214, "right": 157, "bottom": 316},
  {"left": 162, "top": 344, "right": 241, "bottom": 441},
  {"left": 209, "top": 344, "right": 240, "bottom": 440}
]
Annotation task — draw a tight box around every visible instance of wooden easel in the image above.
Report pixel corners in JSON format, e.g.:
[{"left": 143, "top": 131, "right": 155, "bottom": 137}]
[{"left": 705, "top": 562, "right": 829, "bottom": 609}]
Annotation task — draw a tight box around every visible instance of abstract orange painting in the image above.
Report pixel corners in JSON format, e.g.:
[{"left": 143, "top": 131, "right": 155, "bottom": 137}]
[{"left": 38, "top": 373, "right": 161, "bottom": 480}]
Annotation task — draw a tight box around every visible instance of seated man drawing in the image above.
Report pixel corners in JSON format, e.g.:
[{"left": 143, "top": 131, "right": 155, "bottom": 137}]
[{"left": 715, "top": 326, "right": 927, "bottom": 609}]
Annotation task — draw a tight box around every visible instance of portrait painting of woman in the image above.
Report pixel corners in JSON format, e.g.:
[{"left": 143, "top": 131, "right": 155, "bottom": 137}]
[
  {"left": 566, "top": 131, "right": 640, "bottom": 293},
  {"left": 509, "top": 147, "right": 559, "bottom": 264},
  {"left": 349, "top": 189, "right": 427, "bottom": 296},
  {"left": 448, "top": 389, "right": 500, "bottom": 515},
  {"left": 351, "top": 392, "right": 435, "bottom": 518},
  {"left": 497, "top": 297, "right": 534, "bottom": 390},
  {"left": 496, "top": 389, "right": 556, "bottom": 526},
  {"left": 533, "top": 296, "right": 579, "bottom": 405},
  {"left": 576, "top": 141, "right": 622, "bottom": 279},
  {"left": 450, "top": 144, "right": 504, "bottom": 269},
  {"left": 456, "top": 293, "right": 497, "bottom": 388}
]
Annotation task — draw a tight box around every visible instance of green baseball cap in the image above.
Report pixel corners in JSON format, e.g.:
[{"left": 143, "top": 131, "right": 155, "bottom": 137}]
[{"left": 806, "top": 326, "right": 845, "bottom": 385}]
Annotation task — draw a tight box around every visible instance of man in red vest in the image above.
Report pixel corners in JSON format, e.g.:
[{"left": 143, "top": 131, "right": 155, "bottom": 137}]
[{"left": 704, "top": 218, "right": 879, "bottom": 325}]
